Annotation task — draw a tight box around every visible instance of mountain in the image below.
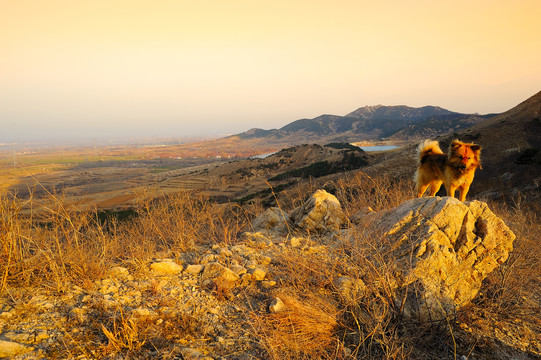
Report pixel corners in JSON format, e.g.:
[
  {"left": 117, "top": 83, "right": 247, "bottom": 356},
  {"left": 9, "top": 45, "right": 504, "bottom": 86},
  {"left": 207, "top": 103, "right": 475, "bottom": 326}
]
[
  {"left": 361, "top": 91, "right": 541, "bottom": 200},
  {"left": 235, "top": 105, "right": 490, "bottom": 144}
]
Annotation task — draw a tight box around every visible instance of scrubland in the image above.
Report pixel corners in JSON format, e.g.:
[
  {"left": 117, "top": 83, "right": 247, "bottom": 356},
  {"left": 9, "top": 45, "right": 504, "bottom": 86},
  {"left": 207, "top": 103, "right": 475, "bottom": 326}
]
[{"left": 1, "top": 173, "right": 539, "bottom": 359}]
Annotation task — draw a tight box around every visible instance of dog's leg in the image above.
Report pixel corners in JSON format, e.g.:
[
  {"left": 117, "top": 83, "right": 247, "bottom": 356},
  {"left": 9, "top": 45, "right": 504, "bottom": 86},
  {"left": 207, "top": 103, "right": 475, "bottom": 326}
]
[
  {"left": 447, "top": 185, "right": 458, "bottom": 199},
  {"left": 428, "top": 181, "right": 443, "bottom": 196},
  {"left": 416, "top": 183, "right": 429, "bottom": 197},
  {"left": 458, "top": 184, "right": 470, "bottom": 201}
]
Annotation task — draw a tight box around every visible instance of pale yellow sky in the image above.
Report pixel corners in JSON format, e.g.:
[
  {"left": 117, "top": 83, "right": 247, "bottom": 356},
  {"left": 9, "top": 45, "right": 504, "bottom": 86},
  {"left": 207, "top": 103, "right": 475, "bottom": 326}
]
[{"left": 1, "top": 0, "right": 540, "bottom": 142}]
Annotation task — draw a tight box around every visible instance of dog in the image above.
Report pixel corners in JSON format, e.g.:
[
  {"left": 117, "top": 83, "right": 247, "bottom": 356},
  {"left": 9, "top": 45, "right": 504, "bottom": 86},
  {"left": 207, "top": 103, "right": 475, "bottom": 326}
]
[{"left": 415, "top": 139, "right": 482, "bottom": 201}]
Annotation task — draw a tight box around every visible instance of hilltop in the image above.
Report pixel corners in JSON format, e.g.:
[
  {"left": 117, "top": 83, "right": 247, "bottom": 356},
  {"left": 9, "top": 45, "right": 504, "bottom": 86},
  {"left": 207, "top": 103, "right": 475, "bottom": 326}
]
[
  {"left": 234, "top": 105, "right": 491, "bottom": 145},
  {"left": 1, "top": 91, "right": 540, "bottom": 359},
  {"left": 357, "top": 90, "right": 541, "bottom": 201}
]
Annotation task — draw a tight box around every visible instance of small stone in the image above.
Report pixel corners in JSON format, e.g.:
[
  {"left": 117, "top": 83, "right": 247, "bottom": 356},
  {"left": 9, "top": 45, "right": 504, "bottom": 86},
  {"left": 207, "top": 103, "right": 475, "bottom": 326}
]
[
  {"left": 34, "top": 331, "right": 49, "bottom": 343},
  {"left": 220, "top": 268, "right": 240, "bottom": 282},
  {"left": 230, "top": 264, "right": 247, "bottom": 275},
  {"left": 333, "top": 276, "right": 366, "bottom": 304},
  {"left": 71, "top": 308, "right": 87, "bottom": 323},
  {"left": 269, "top": 297, "right": 286, "bottom": 313},
  {"left": 290, "top": 237, "right": 302, "bottom": 247},
  {"left": 259, "top": 256, "right": 272, "bottom": 266},
  {"left": 132, "top": 308, "right": 156, "bottom": 317},
  {"left": 250, "top": 268, "right": 267, "bottom": 281},
  {"left": 150, "top": 260, "right": 182, "bottom": 275},
  {"left": 200, "top": 254, "right": 216, "bottom": 264},
  {"left": 99, "top": 284, "right": 119, "bottom": 295},
  {"left": 0, "top": 339, "right": 34, "bottom": 358},
  {"left": 180, "top": 347, "right": 203, "bottom": 360},
  {"left": 184, "top": 264, "right": 204, "bottom": 275},
  {"left": 239, "top": 273, "right": 253, "bottom": 286},
  {"left": 218, "top": 248, "right": 232, "bottom": 257},
  {"left": 261, "top": 280, "right": 276, "bottom": 289},
  {"left": 108, "top": 266, "right": 130, "bottom": 279},
  {"left": 5, "top": 332, "right": 32, "bottom": 343}
]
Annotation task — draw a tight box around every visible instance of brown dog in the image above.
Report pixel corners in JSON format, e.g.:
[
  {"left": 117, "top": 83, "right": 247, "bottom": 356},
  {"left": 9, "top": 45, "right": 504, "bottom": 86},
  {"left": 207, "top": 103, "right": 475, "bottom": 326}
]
[{"left": 415, "top": 139, "right": 482, "bottom": 201}]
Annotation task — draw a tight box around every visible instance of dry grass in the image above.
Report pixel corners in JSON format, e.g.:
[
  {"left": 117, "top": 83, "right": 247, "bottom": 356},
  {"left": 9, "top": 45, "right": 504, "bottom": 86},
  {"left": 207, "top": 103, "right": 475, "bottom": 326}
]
[
  {"left": 0, "top": 188, "right": 253, "bottom": 293},
  {"left": 1, "top": 172, "right": 540, "bottom": 359},
  {"left": 254, "top": 292, "right": 341, "bottom": 359},
  {"left": 469, "top": 196, "right": 541, "bottom": 318}
]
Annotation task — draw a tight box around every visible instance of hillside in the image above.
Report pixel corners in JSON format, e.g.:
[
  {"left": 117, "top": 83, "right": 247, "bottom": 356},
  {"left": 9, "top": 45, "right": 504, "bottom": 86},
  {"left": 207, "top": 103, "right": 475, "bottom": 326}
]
[
  {"left": 235, "top": 105, "right": 490, "bottom": 144},
  {"left": 1, "top": 92, "right": 540, "bottom": 360},
  {"left": 361, "top": 90, "right": 541, "bottom": 200}
]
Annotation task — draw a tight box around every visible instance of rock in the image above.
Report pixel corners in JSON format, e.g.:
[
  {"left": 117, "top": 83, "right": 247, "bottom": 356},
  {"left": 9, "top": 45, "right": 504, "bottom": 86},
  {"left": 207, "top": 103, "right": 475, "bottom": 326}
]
[
  {"left": 70, "top": 307, "right": 87, "bottom": 323},
  {"left": 289, "top": 237, "right": 303, "bottom": 247},
  {"left": 132, "top": 307, "right": 156, "bottom": 317},
  {"left": 202, "top": 262, "right": 240, "bottom": 283},
  {"left": 0, "top": 339, "right": 34, "bottom": 358},
  {"left": 350, "top": 206, "right": 375, "bottom": 224},
  {"left": 249, "top": 267, "right": 267, "bottom": 281},
  {"left": 368, "top": 197, "right": 515, "bottom": 321},
  {"left": 333, "top": 276, "right": 366, "bottom": 305},
  {"left": 269, "top": 297, "right": 286, "bottom": 313},
  {"left": 150, "top": 259, "right": 183, "bottom": 275},
  {"left": 200, "top": 254, "right": 217, "bottom": 264},
  {"left": 184, "top": 264, "right": 204, "bottom": 275},
  {"left": 230, "top": 264, "right": 247, "bottom": 275},
  {"left": 261, "top": 280, "right": 277, "bottom": 289},
  {"left": 250, "top": 207, "right": 289, "bottom": 233},
  {"left": 180, "top": 347, "right": 204, "bottom": 359},
  {"left": 289, "top": 190, "right": 346, "bottom": 234},
  {"left": 108, "top": 266, "right": 131, "bottom": 280}
]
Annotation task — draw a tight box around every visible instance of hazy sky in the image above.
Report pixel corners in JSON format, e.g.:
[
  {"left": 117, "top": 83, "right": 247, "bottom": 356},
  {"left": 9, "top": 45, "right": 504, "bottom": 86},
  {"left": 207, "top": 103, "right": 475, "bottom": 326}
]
[{"left": 1, "top": 0, "right": 540, "bottom": 142}]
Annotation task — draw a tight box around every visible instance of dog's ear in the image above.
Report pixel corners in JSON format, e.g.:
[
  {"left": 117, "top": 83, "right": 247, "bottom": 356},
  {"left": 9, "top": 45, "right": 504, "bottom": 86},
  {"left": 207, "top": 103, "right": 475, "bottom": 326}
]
[
  {"left": 451, "top": 139, "right": 462, "bottom": 149},
  {"left": 471, "top": 144, "right": 482, "bottom": 169}
]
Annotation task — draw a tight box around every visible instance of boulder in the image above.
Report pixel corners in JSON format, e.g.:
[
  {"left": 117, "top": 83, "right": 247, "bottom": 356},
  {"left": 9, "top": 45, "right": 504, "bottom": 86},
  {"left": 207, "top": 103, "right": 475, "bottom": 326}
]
[
  {"left": 249, "top": 190, "right": 346, "bottom": 236},
  {"left": 289, "top": 190, "right": 346, "bottom": 234},
  {"left": 368, "top": 196, "right": 515, "bottom": 321},
  {"left": 250, "top": 207, "right": 289, "bottom": 233}
]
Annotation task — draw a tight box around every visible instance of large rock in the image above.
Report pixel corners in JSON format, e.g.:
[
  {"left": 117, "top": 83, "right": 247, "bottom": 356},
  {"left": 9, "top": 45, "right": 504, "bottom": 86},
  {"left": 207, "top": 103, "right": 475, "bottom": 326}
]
[
  {"left": 365, "top": 196, "right": 515, "bottom": 321},
  {"left": 250, "top": 207, "right": 289, "bottom": 234},
  {"left": 249, "top": 189, "right": 346, "bottom": 236},
  {"left": 289, "top": 190, "right": 347, "bottom": 234}
]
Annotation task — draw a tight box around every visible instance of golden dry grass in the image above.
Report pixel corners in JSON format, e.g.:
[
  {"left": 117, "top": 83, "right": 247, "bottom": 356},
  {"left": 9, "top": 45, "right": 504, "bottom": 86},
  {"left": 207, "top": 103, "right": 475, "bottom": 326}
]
[{"left": 1, "top": 173, "right": 539, "bottom": 359}]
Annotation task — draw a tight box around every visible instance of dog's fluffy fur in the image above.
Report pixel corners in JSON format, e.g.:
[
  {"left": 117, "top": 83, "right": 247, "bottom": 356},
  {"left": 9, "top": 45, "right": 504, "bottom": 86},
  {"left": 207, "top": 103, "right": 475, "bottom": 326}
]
[{"left": 415, "top": 139, "right": 482, "bottom": 201}]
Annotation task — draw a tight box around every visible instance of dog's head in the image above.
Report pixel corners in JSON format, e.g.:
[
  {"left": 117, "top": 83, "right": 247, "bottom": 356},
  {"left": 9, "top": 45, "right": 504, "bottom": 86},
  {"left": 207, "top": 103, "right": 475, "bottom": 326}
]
[{"left": 449, "top": 140, "right": 482, "bottom": 171}]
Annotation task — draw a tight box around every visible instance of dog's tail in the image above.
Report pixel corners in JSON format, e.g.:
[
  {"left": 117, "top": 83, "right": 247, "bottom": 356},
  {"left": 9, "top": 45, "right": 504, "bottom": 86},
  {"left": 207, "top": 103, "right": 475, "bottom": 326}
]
[{"left": 416, "top": 139, "right": 444, "bottom": 164}]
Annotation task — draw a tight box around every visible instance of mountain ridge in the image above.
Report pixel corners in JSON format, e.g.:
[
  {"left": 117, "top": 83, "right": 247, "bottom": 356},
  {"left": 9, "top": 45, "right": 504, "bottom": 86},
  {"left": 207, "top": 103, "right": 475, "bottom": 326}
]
[{"left": 234, "top": 105, "right": 491, "bottom": 144}]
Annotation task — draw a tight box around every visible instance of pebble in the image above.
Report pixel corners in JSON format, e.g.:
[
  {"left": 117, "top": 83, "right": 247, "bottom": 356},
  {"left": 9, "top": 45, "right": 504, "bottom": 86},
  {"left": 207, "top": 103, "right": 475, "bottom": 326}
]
[
  {"left": 269, "top": 297, "right": 286, "bottom": 313},
  {"left": 150, "top": 260, "right": 183, "bottom": 275},
  {"left": 185, "top": 264, "right": 204, "bottom": 275}
]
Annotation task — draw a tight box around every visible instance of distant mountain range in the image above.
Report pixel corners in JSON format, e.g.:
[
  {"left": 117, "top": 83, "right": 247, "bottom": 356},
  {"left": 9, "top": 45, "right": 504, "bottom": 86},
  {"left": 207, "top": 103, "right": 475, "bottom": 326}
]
[{"left": 233, "top": 105, "right": 495, "bottom": 143}]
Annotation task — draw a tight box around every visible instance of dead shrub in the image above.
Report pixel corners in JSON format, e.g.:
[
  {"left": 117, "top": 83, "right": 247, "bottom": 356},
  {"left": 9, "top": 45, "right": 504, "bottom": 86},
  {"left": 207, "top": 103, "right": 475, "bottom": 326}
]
[
  {"left": 471, "top": 197, "right": 541, "bottom": 318},
  {"left": 331, "top": 172, "right": 414, "bottom": 216},
  {"left": 254, "top": 291, "right": 341, "bottom": 360}
]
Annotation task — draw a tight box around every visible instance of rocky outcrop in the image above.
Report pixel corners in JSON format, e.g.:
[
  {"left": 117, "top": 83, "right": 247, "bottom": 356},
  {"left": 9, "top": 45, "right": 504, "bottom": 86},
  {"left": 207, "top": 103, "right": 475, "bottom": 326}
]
[
  {"left": 358, "top": 196, "right": 516, "bottom": 321},
  {"left": 251, "top": 192, "right": 515, "bottom": 322},
  {"left": 289, "top": 190, "right": 347, "bottom": 234},
  {"left": 251, "top": 189, "right": 346, "bottom": 236},
  {"left": 0, "top": 191, "right": 524, "bottom": 358}
]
